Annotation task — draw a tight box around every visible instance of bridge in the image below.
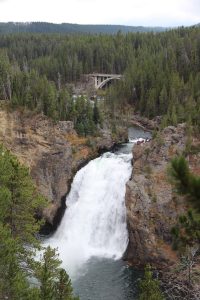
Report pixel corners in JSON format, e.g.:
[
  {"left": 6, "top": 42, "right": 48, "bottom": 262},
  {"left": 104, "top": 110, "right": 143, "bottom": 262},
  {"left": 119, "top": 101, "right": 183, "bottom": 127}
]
[{"left": 86, "top": 73, "right": 123, "bottom": 90}]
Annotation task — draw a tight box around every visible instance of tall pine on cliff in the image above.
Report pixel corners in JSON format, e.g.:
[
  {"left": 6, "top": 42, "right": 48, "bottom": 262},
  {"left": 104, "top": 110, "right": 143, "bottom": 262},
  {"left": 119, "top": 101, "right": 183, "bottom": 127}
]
[
  {"left": 0, "top": 145, "right": 44, "bottom": 298},
  {"left": 34, "top": 246, "right": 79, "bottom": 300},
  {"left": 169, "top": 156, "right": 200, "bottom": 252},
  {"left": 168, "top": 156, "right": 200, "bottom": 209},
  {"left": 0, "top": 145, "right": 78, "bottom": 299},
  {"left": 168, "top": 155, "right": 200, "bottom": 291},
  {"left": 139, "top": 265, "right": 164, "bottom": 300}
]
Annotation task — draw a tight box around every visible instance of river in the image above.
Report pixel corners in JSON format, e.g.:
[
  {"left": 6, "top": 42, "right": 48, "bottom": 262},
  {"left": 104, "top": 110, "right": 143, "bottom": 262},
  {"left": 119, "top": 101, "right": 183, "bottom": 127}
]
[{"left": 45, "top": 127, "right": 151, "bottom": 300}]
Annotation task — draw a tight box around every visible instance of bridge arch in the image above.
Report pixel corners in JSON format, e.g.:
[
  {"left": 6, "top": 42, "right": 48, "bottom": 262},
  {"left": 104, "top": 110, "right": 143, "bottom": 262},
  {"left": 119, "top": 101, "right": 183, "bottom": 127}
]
[
  {"left": 85, "top": 73, "right": 123, "bottom": 90},
  {"left": 97, "top": 76, "right": 121, "bottom": 89}
]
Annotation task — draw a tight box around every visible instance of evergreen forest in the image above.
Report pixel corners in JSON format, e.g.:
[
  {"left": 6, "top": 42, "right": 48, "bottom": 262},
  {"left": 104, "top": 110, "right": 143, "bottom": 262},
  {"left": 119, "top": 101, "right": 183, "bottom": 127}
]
[{"left": 0, "top": 26, "right": 200, "bottom": 132}]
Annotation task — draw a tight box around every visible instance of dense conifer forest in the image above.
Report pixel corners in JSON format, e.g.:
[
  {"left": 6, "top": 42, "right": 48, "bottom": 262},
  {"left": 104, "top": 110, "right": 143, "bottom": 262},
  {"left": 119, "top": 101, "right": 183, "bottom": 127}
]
[{"left": 0, "top": 26, "right": 200, "bottom": 133}]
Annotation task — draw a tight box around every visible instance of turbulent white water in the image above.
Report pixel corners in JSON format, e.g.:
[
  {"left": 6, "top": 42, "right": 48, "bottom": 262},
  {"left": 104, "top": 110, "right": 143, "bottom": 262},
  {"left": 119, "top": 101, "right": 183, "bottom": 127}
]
[{"left": 47, "top": 152, "right": 132, "bottom": 277}]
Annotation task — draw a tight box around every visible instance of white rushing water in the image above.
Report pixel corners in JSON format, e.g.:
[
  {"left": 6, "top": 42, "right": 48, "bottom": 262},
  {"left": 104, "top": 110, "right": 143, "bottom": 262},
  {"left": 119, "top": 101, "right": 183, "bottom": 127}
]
[{"left": 46, "top": 151, "right": 132, "bottom": 278}]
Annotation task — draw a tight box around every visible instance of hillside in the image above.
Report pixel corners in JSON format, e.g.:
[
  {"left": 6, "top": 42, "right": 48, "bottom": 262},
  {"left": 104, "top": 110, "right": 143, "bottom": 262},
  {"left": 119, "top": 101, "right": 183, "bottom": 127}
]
[{"left": 0, "top": 22, "right": 166, "bottom": 34}]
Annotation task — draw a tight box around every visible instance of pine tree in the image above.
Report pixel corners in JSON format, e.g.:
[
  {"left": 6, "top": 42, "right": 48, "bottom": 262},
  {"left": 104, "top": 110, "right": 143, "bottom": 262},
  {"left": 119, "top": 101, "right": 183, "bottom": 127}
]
[
  {"left": 0, "top": 145, "right": 46, "bottom": 299},
  {"left": 56, "top": 269, "right": 79, "bottom": 300},
  {"left": 35, "top": 246, "right": 79, "bottom": 300},
  {"left": 168, "top": 156, "right": 190, "bottom": 195},
  {"left": 0, "top": 145, "right": 46, "bottom": 247},
  {"left": 35, "top": 247, "right": 61, "bottom": 300},
  {"left": 168, "top": 155, "right": 200, "bottom": 209},
  {"left": 93, "top": 101, "right": 100, "bottom": 125},
  {"left": 171, "top": 210, "right": 200, "bottom": 252},
  {"left": 159, "top": 86, "right": 167, "bottom": 115},
  {"left": 0, "top": 223, "right": 32, "bottom": 299},
  {"left": 139, "top": 265, "right": 164, "bottom": 300}
]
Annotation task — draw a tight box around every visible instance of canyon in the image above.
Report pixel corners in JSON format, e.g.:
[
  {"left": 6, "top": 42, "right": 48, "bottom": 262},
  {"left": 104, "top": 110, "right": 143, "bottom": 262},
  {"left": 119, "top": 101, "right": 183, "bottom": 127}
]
[{"left": 1, "top": 103, "right": 200, "bottom": 272}]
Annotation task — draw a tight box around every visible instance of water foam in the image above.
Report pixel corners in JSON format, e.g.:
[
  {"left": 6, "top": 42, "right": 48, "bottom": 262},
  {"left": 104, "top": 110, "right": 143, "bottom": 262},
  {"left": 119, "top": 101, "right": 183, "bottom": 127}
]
[{"left": 46, "top": 152, "right": 132, "bottom": 277}]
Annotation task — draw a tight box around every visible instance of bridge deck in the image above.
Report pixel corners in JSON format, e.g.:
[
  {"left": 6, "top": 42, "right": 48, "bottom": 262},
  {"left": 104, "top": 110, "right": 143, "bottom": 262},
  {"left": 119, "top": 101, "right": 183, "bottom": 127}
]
[{"left": 87, "top": 73, "right": 122, "bottom": 77}]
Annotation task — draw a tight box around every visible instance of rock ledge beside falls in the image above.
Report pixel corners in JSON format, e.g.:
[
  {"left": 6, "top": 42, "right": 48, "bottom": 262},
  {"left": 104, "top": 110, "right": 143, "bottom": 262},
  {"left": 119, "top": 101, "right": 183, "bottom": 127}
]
[{"left": 124, "top": 124, "right": 200, "bottom": 268}]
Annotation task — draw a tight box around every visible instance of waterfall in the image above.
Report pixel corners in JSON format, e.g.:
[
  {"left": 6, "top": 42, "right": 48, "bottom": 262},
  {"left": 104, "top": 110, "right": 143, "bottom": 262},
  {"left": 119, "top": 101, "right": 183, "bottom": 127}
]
[{"left": 46, "top": 152, "right": 132, "bottom": 277}]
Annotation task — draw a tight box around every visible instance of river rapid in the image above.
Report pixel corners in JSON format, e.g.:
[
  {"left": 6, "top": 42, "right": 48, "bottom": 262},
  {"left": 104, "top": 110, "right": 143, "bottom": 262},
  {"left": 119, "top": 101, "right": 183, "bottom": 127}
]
[{"left": 45, "top": 127, "right": 151, "bottom": 300}]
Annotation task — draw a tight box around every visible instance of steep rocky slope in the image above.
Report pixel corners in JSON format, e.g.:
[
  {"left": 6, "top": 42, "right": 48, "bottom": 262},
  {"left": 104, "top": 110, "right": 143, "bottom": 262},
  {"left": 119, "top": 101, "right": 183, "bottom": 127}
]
[
  {"left": 124, "top": 124, "right": 200, "bottom": 268},
  {"left": 0, "top": 105, "right": 125, "bottom": 224}
]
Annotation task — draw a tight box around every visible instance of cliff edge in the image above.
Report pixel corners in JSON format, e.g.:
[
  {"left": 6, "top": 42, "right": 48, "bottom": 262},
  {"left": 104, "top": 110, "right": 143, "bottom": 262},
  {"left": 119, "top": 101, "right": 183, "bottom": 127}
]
[{"left": 124, "top": 124, "right": 200, "bottom": 268}]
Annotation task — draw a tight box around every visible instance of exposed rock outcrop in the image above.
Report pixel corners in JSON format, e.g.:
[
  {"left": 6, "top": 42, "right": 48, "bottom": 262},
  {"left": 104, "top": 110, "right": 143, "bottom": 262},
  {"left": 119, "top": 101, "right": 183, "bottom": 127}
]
[
  {"left": 0, "top": 107, "right": 125, "bottom": 225},
  {"left": 124, "top": 124, "right": 200, "bottom": 268},
  {"left": 129, "top": 114, "right": 161, "bottom": 131}
]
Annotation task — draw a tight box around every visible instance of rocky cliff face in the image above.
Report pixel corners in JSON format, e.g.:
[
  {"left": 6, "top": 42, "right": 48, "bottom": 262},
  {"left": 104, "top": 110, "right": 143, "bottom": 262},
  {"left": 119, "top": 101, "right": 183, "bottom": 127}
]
[
  {"left": 124, "top": 124, "right": 200, "bottom": 268},
  {"left": 0, "top": 106, "right": 123, "bottom": 225}
]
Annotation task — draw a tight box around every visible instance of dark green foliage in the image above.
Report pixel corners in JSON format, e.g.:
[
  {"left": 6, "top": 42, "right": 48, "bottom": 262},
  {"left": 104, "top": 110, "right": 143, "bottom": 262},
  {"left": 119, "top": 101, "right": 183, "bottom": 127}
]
[
  {"left": 168, "top": 156, "right": 191, "bottom": 195},
  {"left": 56, "top": 269, "right": 76, "bottom": 300},
  {"left": 0, "top": 145, "right": 46, "bottom": 247},
  {"left": 171, "top": 210, "right": 200, "bottom": 251},
  {"left": 36, "top": 247, "right": 61, "bottom": 300},
  {"left": 0, "top": 145, "right": 46, "bottom": 298},
  {"left": 93, "top": 101, "right": 101, "bottom": 125},
  {"left": 35, "top": 246, "right": 79, "bottom": 300},
  {"left": 139, "top": 265, "right": 164, "bottom": 300},
  {"left": 0, "top": 223, "right": 38, "bottom": 299},
  {"left": 72, "top": 97, "right": 99, "bottom": 136},
  {"left": 189, "top": 176, "right": 200, "bottom": 203},
  {"left": 168, "top": 156, "right": 200, "bottom": 209},
  {"left": 0, "top": 50, "right": 11, "bottom": 100},
  {"left": 169, "top": 154, "right": 200, "bottom": 284},
  {"left": 0, "top": 146, "right": 77, "bottom": 299},
  {"left": 169, "top": 156, "right": 200, "bottom": 288},
  {"left": 169, "top": 156, "right": 200, "bottom": 252}
]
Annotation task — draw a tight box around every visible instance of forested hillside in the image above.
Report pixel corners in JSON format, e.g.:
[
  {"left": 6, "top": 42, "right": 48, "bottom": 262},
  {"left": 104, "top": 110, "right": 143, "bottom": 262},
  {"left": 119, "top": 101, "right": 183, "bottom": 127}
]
[
  {"left": 0, "top": 26, "right": 200, "bottom": 133},
  {"left": 0, "top": 22, "right": 166, "bottom": 34}
]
